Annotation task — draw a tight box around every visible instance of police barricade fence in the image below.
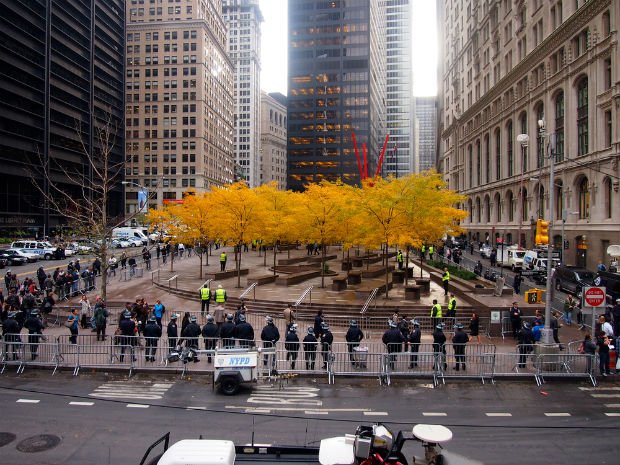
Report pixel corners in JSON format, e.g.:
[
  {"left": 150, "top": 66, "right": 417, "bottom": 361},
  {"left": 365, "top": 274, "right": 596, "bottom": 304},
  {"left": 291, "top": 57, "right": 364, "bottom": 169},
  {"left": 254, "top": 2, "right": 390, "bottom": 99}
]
[
  {"left": 490, "top": 346, "right": 538, "bottom": 379},
  {"left": 454, "top": 316, "right": 492, "bottom": 339},
  {"left": 1, "top": 334, "right": 24, "bottom": 373},
  {"left": 534, "top": 353, "right": 596, "bottom": 387},
  {"left": 19, "top": 339, "right": 62, "bottom": 375},
  {"left": 381, "top": 351, "right": 439, "bottom": 387},
  {"left": 566, "top": 340, "right": 584, "bottom": 354},
  {"left": 435, "top": 343, "right": 496, "bottom": 384},
  {"left": 274, "top": 348, "right": 326, "bottom": 377},
  {"left": 501, "top": 316, "right": 537, "bottom": 340}
]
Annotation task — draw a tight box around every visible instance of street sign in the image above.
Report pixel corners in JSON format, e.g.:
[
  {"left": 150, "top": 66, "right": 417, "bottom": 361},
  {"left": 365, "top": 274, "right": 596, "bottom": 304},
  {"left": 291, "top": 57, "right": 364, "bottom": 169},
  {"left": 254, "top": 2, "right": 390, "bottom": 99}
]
[{"left": 583, "top": 286, "right": 606, "bottom": 307}]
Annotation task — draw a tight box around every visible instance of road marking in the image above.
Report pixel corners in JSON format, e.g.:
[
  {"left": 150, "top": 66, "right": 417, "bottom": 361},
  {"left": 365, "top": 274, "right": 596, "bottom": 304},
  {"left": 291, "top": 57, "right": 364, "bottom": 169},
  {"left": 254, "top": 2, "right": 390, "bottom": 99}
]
[
  {"left": 364, "top": 412, "right": 388, "bottom": 416},
  {"left": 226, "top": 406, "right": 371, "bottom": 413},
  {"left": 485, "top": 413, "right": 512, "bottom": 417},
  {"left": 69, "top": 401, "right": 94, "bottom": 406},
  {"left": 604, "top": 404, "right": 620, "bottom": 408},
  {"left": 186, "top": 406, "right": 207, "bottom": 411},
  {"left": 422, "top": 412, "right": 447, "bottom": 417},
  {"left": 127, "top": 404, "right": 149, "bottom": 408},
  {"left": 579, "top": 387, "right": 620, "bottom": 391},
  {"left": 245, "top": 408, "right": 271, "bottom": 414},
  {"left": 590, "top": 394, "right": 620, "bottom": 398},
  {"left": 89, "top": 381, "right": 173, "bottom": 400},
  {"left": 247, "top": 386, "right": 323, "bottom": 406},
  {"left": 604, "top": 413, "right": 620, "bottom": 417},
  {"left": 305, "top": 410, "right": 329, "bottom": 415},
  {"left": 16, "top": 399, "right": 40, "bottom": 404},
  {"left": 544, "top": 413, "right": 571, "bottom": 417}
]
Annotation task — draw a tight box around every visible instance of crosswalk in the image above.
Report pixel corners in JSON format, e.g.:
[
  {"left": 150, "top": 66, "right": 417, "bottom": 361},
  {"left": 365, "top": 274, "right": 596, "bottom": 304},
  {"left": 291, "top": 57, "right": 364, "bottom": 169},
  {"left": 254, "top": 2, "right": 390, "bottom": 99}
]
[
  {"left": 578, "top": 385, "right": 620, "bottom": 416},
  {"left": 89, "top": 381, "right": 173, "bottom": 400}
]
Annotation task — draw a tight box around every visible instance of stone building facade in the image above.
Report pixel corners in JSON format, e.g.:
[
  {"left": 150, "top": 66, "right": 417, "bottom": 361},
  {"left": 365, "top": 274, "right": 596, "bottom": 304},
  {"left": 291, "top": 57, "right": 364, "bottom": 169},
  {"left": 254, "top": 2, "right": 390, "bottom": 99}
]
[{"left": 260, "top": 92, "right": 287, "bottom": 190}]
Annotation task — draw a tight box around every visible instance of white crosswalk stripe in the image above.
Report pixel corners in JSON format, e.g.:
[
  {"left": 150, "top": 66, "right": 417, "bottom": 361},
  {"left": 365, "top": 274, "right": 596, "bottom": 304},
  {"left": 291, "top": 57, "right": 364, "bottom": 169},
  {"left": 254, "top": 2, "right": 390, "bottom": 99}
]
[{"left": 89, "top": 382, "right": 173, "bottom": 400}]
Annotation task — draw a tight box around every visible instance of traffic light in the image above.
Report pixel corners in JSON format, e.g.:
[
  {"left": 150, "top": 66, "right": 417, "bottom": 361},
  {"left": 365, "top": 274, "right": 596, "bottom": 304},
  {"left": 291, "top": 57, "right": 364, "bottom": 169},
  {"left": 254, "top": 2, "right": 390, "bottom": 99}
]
[{"left": 535, "top": 219, "right": 549, "bottom": 245}]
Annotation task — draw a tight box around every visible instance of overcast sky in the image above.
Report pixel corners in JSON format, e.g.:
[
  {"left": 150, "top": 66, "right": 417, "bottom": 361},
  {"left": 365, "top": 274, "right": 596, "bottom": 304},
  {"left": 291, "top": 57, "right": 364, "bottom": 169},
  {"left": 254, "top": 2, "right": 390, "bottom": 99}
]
[{"left": 258, "top": 0, "right": 437, "bottom": 97}]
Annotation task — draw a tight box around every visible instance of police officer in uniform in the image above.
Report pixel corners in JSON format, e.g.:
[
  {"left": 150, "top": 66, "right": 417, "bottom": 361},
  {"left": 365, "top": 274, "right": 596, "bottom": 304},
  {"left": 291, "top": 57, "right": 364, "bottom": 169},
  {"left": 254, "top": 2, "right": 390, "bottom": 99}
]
[
  {"left": 167, "top": 314, "right": 178, "bottom": 350},
  {"left": 3, "top": 311, "right": 21, "bottom": 360},
  {"left": 201, "top": 314, "right": 218, "bottom": 362},
  {"left": 233, "top": 313, "right": 254, "bottom": 348},
  {"left": 382, "top": 320, "right": 405, "bottom": 370},
  {"left": 118, "top": 310, "right": 136, "bottom": 362},
  {"left": 24, "top": 309, "right": 44, "bottom": 360},
  {"left": 260, "top": 316, "right": 280, "bottom": 368},
  {"left": 220, "top": 313, "right": 236, "bottom": 348},
  {"left": 181, "top": 315, "right": 201, "bottom": 362},
  {"left": 517, "top": 321, "right": 534, "bottom": 368},
  {"left": 214, "top": 284, "right": 227, "bottom": 309},
  {"left": 432, "top": 323, "right": 448, "bottom": 371},
  {"left": 345, "top": 319, "right": 364, "bottom": 366},
  {"left": 430, "top": 299, "right": 442, "bottom": 328},
  {"left": 143, "top": 315, "right": 162, "bottom": 362},
  {"left": 447, "top": 294, "right": 457, "bottom": 318},
  {"left": 451, "top": 323, "right": 469, "bottom": 371},
  {"left": 442, "top": 267, "right": 450, "bottom": 296},
  {"left": 219, "top": 251, "right": 227, "bottom": 271},
  {"left": 199, "top": 285, "right": 211, "bottom": 317},
  {"left": 396, "top": 250, "right": 404, "bottom": 270},
  {"left": 320, "top": 322, "right": 333, "bottom": 369},
  {"left": 409, "top": 320, "right": 421, "bottom": 368},
  {"left": 285, "top": 324, "right": 300, "bottom": 369},
  {"left": 303, "top": 327, "right": 318, "bottom": 370}
]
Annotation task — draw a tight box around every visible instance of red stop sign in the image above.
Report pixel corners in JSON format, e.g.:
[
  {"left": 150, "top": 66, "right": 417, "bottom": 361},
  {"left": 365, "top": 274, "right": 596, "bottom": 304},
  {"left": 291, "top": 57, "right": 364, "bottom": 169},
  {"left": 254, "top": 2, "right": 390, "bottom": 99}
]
[{"left": 584, "top": 287, "right": 606, "bottom": 307}]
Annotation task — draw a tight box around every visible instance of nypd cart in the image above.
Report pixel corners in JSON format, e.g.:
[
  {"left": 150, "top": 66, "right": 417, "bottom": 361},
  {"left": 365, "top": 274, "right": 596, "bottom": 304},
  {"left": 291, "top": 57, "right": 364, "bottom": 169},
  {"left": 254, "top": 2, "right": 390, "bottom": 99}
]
[{"left": 212, "top": 348, "right": 259, "bottom": 395}]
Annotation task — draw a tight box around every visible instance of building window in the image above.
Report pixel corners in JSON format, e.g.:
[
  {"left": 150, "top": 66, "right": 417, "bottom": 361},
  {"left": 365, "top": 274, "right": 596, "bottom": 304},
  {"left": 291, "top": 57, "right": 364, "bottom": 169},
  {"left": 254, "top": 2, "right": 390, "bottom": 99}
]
[
  {"left": 604, "top": 177, "right": 613, "bottom": 219},
  {"left": 519, "top": 112, "right": 528, "bottom": 170},
  {"left": 484, "top": 196, "right": 491, "bottom": 223},
  {"left": 484, "top": 135, "right": 490, "bottom": 184},
  {"left": 604, "top": 57, "right": 612, "bottom": 90},
  {"left": 604, "top": 110, "right": 612, "bottom": 147},
  {"left": 507, "top": 191, "right": 514, "bottom": 222},
  {"left": 476, "top": 140, "right": 481, "bottom": 186},
  {"left": 555, "top": 182, "right": 563, "bottom": 221},
  {"left": 476, "top": 197, "right": 481, "bottom": 223},
  {"left": 577, "top": 78, "right": 588, "bottom": 155},
  {"left": 578, "top": 177, "right": 590, "bottom": 219},
  {"left": 537, "top": 185, "right": 545, "bottom": 219},
  {"left": 468, "top": 145, "right": 473, "bottom": 188},
  {"left": 495, "top": 129, "right": 501, "bottom": 180},
  {"left": 554, "top": 92, "right": 565, "bottom": 161},
  {"left": 507, "top": 121, "right": 514, "bottom": 177},
  {"left": 495, "top": 193, "right": 502, "bottom": 222},
  {"left": 536, "top": 103, "right": 545, "bottom": 168}
]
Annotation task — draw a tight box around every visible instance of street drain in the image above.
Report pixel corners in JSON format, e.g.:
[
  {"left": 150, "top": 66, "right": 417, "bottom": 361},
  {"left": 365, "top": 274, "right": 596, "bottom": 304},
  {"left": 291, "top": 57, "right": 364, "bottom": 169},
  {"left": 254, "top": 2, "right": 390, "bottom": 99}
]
[
  {"left": 0, "top": 433, "right": 16, "bottom": 447},
  {"left": 16, "top": 434, "right": 61, "bottom": 453}
]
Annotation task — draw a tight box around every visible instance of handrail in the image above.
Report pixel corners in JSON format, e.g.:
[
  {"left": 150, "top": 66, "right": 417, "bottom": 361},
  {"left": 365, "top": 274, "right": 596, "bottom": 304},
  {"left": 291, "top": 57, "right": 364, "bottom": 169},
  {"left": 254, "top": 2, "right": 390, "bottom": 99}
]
[
  {"left": 294, "top": 285, "right": 313, "bottom": 307},
  {"left": 167, "top": 274, "right": 178, "bottom": 290},
  {"left": 360, "top": 288, "right": 379, "bottom": 315},
  {"left": 239, "top": 282, "right": 258, "bottom": 301},
  {"left": 198, "top": 279, "right": 213, "bottom": 291},
  {"left": 151, "top": 269, "right": 160, "bottom": 283}
]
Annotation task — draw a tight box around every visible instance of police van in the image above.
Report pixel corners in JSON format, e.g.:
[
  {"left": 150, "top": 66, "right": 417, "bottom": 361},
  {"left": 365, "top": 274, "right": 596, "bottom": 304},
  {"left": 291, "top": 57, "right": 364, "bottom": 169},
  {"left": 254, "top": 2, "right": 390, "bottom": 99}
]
[{"left": 10, "top": 241, "right": 59, "bottom": 260}]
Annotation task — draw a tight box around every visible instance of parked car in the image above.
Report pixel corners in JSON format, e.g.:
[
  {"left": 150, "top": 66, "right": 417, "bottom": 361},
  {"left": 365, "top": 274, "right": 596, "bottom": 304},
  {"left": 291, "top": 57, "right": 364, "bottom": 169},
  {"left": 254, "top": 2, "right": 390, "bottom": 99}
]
[
  {"left": 554, "top": 265, "right": 596, "bottom": 295},
  {"left": 479, "top": 244, "right": 492, "bottom": 258},
  {"left": 126, "top": 237, "right": 143, "bottom": 247},
  {"left": 111, "top": 239, "right": 131, "bottom": 249},
  {"left": 0, "top": 250, "right": 28, "bottom": 266},
  {"left": 6, "top": 248, "right": 38, "bottom": 263}
]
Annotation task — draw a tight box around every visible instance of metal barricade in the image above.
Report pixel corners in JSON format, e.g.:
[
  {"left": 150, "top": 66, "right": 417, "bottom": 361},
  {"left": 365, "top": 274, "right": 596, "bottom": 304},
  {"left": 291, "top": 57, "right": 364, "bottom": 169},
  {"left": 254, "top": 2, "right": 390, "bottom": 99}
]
[
  {"left": 436, "top": 343, "right": 496, "bottom": 384},
  {"left": 490, "top": 348, "right": 537, "bottom": 379},
  {"left": 501, "top": 316, "right": 537, "bottom": 340},
  {"left": 75, "top": 342, "right": 133, "bottom": 376},
  {"left": 19, "top": 340, "right": 62, "bottom": 375},
  {"left": 535, "top": 353, "right": 596, "bottom": 387},
  {"left": 1, "top": 338, "right": 25, "bottom": 374},
  {"left": 382, "top": 351, "right": 439, "bottom": 387},
  {"left": 274, "top": 348, "right": 326, "bottom": 376}
]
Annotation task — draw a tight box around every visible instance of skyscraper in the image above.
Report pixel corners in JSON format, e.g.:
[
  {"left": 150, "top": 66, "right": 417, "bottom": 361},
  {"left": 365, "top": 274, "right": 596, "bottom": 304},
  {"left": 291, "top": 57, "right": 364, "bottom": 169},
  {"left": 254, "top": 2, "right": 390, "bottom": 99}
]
[
  {"left": 125, "top": 0, "right": 235, "bottom": 212},
  {"left": 0, "top": 0, "right": 125, "bottom": 236},
  {"left": 222, "top": 0, "right": 263, "bottom": 187},
  {"left": 415, "top": 96, "right": 437, "bottom": 172},
  {"left": 287, "top": 0, "right": 386, "bottom": 191},
  {"left": 260, "top": 91, "right": 287, "bottom": 190}
]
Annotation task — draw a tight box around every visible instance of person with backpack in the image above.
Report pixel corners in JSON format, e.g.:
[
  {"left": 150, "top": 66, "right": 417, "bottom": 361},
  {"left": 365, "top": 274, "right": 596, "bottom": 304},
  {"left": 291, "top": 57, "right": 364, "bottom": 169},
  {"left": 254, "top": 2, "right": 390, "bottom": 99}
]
[{"left": 93, "top": 297, "right": 109, "bottom": 341}]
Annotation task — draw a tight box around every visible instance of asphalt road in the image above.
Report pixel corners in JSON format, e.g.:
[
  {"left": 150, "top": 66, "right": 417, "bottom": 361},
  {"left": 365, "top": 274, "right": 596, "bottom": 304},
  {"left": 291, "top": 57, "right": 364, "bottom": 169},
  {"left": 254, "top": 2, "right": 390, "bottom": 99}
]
[{"left": 0, "top": 372, "right": 618, "bottom": 464}]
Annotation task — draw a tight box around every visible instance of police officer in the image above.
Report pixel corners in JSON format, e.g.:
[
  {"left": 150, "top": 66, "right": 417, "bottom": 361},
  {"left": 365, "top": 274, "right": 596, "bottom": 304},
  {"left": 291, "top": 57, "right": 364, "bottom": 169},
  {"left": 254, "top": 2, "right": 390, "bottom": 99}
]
[
  {"left": 3, "top": 311, "right": 21, "bottom": 360},
  {"left": 201, "top": 314, "right": 218, "bottom": 362},
  {"left": 220, "top": 313, "right": 236, "bottom": 348},
  {"left": 428, "top": 245, "right": 434, "bottom": 261},
  {"left": 143, "top": 316, "right": 162, "bottom": 362},
  {"left": 452, "top": 323, "right": 469, "bottom": 371},
  {"left": 261, "top": 316, "right": 280, "bottom": 368},
  {"left": 199, "top": 285, "right": 211, "bottom": 317},
  {"left": 320, "top": 322, "right": 333, "bottom": 369},
  {"left": 285, "top": 324, "right": 300, "bottom": 369},
  {"left": 219, "top": 251, "right": 227, "bottom": 271},
  {"left": 233, "top": 313, "right": 254, "bottom": 348},
  {"left": 430, "top": 299, "right": 442, "bottom": 328},
  {"left": 181, "top": 315, "right": 201, "bottom": 362},
  {"left": 432, "top": 323, "right": 447, "bottom": 371},
  {"left": 382, "top": 320, "right": 405, "bottom": 370},
  {"left": 517, "top": 321, "right": 534, "bottom": 368},
  {"left": 396, "top": 250, "right": 404, "bottom": 270},
  {"left": 442, "top": 267, "right": 450, "bottom": 296},
  {"left": 447, "top": 294, "right": 457, "bottom": 318},
  {"left": 118, "top": 310, "right": 137, "bottom": 362},
  {"left": 409, "top": 320, "right": 421, "bottom": 368},
  {"left": 167, "top": 313, "right": 178, "bottom": 350},
  {"left": 509, "top": 301, "right": 522, "bottom": 340},
  {"left": 24, "top": 309, "right": 44, "bottom": 360},
  {"left": 303, "top": 327, "right": 318, "bottom": 370},
  {"left": 345, "top": 319, "right": 364, "bottom": 366},
  {"left": 214, "top": 284, "right": 227, "bottom": 309}
]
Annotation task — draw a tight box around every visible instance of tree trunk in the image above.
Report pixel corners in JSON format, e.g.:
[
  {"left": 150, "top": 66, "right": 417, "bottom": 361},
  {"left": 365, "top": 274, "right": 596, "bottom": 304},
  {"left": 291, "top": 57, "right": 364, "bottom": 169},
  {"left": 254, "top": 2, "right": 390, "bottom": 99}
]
[
  {"left": 404, "top": 247, "right": 409, "bottom": 285},
  {"left": 384, "top": 243, "right": 390, "bottom": 299},
  {"left": 236, "top": 241, "right": 242, "bottom": 288},
  {"left": 170, "top": 248, "right": 174, "bottom": 272},
  {"left": 320, "top": 241, "right": 326, "bottom": 288},
  {"left": 273, "top": 246, "right": 277, "bottom": 276},
  {"left": 198, "top": 251, "right": 203, "bottom": 279}
]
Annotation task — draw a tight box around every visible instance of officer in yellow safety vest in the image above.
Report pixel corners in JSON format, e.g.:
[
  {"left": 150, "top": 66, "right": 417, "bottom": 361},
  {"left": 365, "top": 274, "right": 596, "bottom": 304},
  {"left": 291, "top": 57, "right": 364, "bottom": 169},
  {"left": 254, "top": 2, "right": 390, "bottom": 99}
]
[
  {"left": 428, "top": 245, "right": 434, "bottom": 261},
  {"left": 199, "top": 285, "right": 211, "bottom": 317},
  {"left": 442, "top": 267, "right": 450, "bottom": 296},
  {"left": 219, "top": 251, "right": 227, "bottom": 272},
  {"left": 447, "top": 293, "right": 457, "bottom": 318},
  {"left": 396, "top": 250, "right": 404, "bottom": 270},
  {"left": 430, "top": 299, "right": 442, "bottom": 328},
  {"left": 421, "top": 244, "right": 426, "bottom": 259},
  {"left": 215, "top": 284, "right": 227, "bottom": 306}
]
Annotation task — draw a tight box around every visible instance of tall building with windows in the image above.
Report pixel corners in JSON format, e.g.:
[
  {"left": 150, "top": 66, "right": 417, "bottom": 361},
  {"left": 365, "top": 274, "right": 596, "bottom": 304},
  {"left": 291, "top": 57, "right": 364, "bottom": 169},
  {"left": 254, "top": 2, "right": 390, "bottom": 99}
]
[
  {"left": 383, "top": 0, "right": 415, "bottom": 178},
  {"left": 125, "top": 0, "right": 234, "bottom": 212},
  {"left": 437, "top": 0, "right": 619, "bottom": 270},
  {"left": 287, "top": 0, "right": 386, "bottom": 191},
  {"left": 415, "top": 96, "right": 437, "bottom": 172},
  {"left": 222, "top": 0, "right": 263, "bottom": 187},
  {"left": 0, "top": 0, "right": 125, "bottom": 236},
  {"left": 260, "top": 91, "right": 287, "bottom": 190}
]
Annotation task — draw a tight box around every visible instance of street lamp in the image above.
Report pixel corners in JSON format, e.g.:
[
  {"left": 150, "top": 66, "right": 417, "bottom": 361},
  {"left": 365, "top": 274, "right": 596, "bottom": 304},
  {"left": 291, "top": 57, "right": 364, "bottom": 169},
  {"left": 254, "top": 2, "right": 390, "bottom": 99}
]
[
  {"left": 121, "top": 181, "right": 149, "bottom": 215},
  {"left": 516, "top": 134, "right": 529, "bottom": 248}
]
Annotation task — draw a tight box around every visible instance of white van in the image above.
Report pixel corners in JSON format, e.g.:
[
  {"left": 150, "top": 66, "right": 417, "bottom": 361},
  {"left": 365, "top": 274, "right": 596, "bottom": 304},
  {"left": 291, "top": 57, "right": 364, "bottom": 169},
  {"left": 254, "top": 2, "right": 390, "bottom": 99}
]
[
  {"left": 497, "top": 245, "right": 526, "bottom": 271},
  {"left": 10, "top": 241, "right": 59, "bottom": 260},
  {"left": 112, "top": 227, "right": 148, "bottom": 245}
]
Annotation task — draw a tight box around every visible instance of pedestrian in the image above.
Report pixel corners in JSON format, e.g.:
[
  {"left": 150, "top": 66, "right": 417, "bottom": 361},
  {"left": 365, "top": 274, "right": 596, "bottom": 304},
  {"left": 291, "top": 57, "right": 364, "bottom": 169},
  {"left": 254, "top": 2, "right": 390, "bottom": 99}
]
[
  {"left": 382, "top": 320, "right": 405, "bottom": 370},
  {"left": 199, "top": 284, "right": 211, "bottom": 317},
  {"left": 128, "top": 256, "right": 137, "bottom": 277},
  {"left": 442, "top": 267, "right": 450, "bottom": 296},
  {"left": 597, "top": 260, "right": 607, "bottom": 272},
  {"left": 3, "top": 311, "right": 21, "bottom": 360},
  {"left": 142, "top": 247, "right": 151, "bottom": 271},
  {"left": 153, "top": 299, "right": 165, "bottom": 327},
  {"left": 156, "top": 244, "right": 161, "bottom": 261},
  {"left": 396, "top": 250, "right": 404, "bottom": 270},
  {"left": 24, "top": 309, "right": 44, "bottom": 360},
  {"left": 214, "top": 284, "right": 227, "bottom": 309},
  {"left": 220, "top": 313, "right": 236, "bottom": 348},
  {"left": 108, "top": 255, "right": 117, "bottom": 277},
  {"left": 234, "top": 300, "right": 247, "bottom": 325},
  {"left": 283, "top": 303, "right": 295, "bottom": 331},
  {"left": 120, "top": 252, "right": 127, "bottom": 270},
  {"left": 93, "top": 297, "right": 108, "bottom": 341},
  {"left": 118, "top": 310, "right": 137, "bottom": 362},
  {"left": 509, "top": 301, "right": 522, "bottom": 339},
  {"left": 260, "top": 316, "right": 280, "bottom": 368},
  {"left": 430, "top": 299, "right": 442, "bottom": 328},
  {"left": 313, "top": 309, "right": 324, "bottom": 338},
  {"left": 303, "top": 327, "right": 318, "bottom": 370},
  {"left": 428, "top": 245, "right": 434, "bottom": 261},
  {"left": 161, "top": 245, "right": 167, "bottom": 264},
  {"left": 201, "top": 314, "right": 218, "bottom": 362},
  {"left": 80, "top": 294, "right": 92, "bottom": 329},
  {"left": 219, "top": 251, "right": 227, "bottom": 271},
  {"left": 513, "top": 272, "right": 522, "bottom": 295},
  {"left": 233, "top": 313, "right": 254, "bottom": 348},
  {"left": 517, "top": 322, "right": 534, "bottom": 368},
  {"left": 67, "top": 308, "right": 79, "bottom": 344},
  {"left": 599, "top": 315, "right": 615, "bottom": 339},
  {"left": 319, "top": 322, "right": 333, "bottom": 369},
  {"left": 582, "top": 333, "right": 597, "bottom": 374},
  {"left": 490, "top": 249, "right": 497, "bottom": 267},
  {"left": 285, "top": 324, "right": 300, "bottom": 370},
  {"left": 612, "top": 298, "right": 620, "bottom": 336},
  {"left": 551, "top": 310, "right": 564, "bottom": 350},
  {"left": 432, "top": 323, "right": 448, "bottom": 371},
  {"left": 143, "top": 316, "right": 162, "bottom": 362},
  {"left": 447, "top": 294, "right": 457, "bottom": 318},
  {"left": 178, "top": 243, "right": 185, "bottom": 257},
  {"left": 167, "top": 313, "right": 179, "bottom": 349},
  {"left": 213, "top": 304, "right": 225, "bottom": 330},
  {"left": 597, "top": 332, "right": 611, "bottom": 376},
  {"left": 40, "top": 290, "right": 55, "bottom": 327},
  {"left": 469, "top": 312, "right": 481, "bottom": 343},
  {"left": 452, "top": 323, "right": 469, "bottom": 371},
  {"left": 345, "top": 319, "right": 364, "bottom": 366},
  {"left": 408, "top": 320, "right": 421, "bottom": 368},
  {"left": 181, "top": 315, "right": 201, "bottom": 363}
]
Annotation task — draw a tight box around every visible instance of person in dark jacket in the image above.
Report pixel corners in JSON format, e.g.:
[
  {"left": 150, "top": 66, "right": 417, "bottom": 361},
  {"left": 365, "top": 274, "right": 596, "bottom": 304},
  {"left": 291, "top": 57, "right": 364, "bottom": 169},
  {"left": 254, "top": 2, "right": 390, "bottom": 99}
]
[
  {"left": 382, "top": 320, "right": 405, "bottom": 370},
  {"left": 143, "top": 316, "right": 162, "bottom": 362},
  {"left": 313, "top": 310, "right": 324, "bottom": 338},
  {"left": 469, "top": 312, "right": 481, "bottom": 344},
  {"left": 118, "top": 310, "right": 136, "bottom": 362},
  {"left": 201, "top": 314, "right": 219, "bottom": 362},
  {"left": 583, "top": 333, "right": 597, "bottom": 374},
  {"left": 3, "top": 311, "right": 21, "bottom": 360},
  {"left": 167, "top": 314, "right": 179, "bottom": 349},
  {"left": 517, "top": 322, "right": 534, "bottom": 368},
  {"left": 181, "top": 315, "right": 201, "bottom": 362},
  {"left": 260, "top": 316, "right": 280, "bottom": 367},
  {"left": 345, "top": 319, "right": 364, "bottom": 366},
  {"left": 284, "top": 324, "right": 300, "bottom": 369},
  {"left": 319, "top": 322, "right": 333, "bottom": 369},
  {"left": 24, "top": 309, "right": 44, "bottom": 360},
  {"left": 181, "top": 312, "right": 191, "bottom": 335},
  {"left": 432, "top": 324, "right": 448, "bottom": 371},
  {"left": 233, "top": 313, "right": 254, "bottom": 348},
  {"left": 452, "top": 323, "right": 469, "bottom": 371},
  {"left": 597, "top": 332, "right": 611, "bottom": 376},
  {"left": 220, "top": 314, "right": 236, "bottom": 348},
  {"left": 409, "top": 320, "right": 421, "bottom": 368},
  {"left": 93, "top": 298, "right": 108, "bottom": 341},
  {"left": 509, "top": 302, "right": 522, "bottom": 339},
  {"left": 303, "top": 327, "right": 318, "bottom": 370}
]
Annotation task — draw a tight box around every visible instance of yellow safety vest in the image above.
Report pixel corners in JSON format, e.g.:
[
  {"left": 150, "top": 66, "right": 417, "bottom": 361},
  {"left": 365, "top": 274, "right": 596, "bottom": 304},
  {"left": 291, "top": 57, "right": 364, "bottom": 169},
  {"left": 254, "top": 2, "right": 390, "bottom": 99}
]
[
  {"left": 397, "top": 252, "right": 403, "bottom": 263},
  {"left": 220, "top": 252, "right": 226, "bottom": 262},
  {"left": 215, "top": 288, "right": 226, "bottom": 303},
  {"left": 200, "top": 287, "right": 211, "bottom": 300},
  {"left": 448, "top": 298, "right": 456, "bottom": 311},
  {"left": 421, "top": 245, "right": 426, "bottom": 253},
  {"left": 442, "top": 271, "right": 450, "bottom": 282},
  {"left": 429, "top": 246, "right": 434, "bottom": 255},
  {"left": 431, "top": 304, "right": 442, "bottom": 318}
]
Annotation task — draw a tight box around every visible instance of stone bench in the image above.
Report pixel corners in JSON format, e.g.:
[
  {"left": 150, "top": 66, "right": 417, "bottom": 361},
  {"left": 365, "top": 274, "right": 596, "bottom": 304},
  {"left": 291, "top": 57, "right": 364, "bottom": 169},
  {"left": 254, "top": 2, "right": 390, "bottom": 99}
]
[
  {"left": 414, "top": 277, "right": 431, "bottom": 294},
  {"left": 275, "top": 270, "right": 321, "bottom": 286},
  {"left": 307, "top": 254, "right": 337, "bottom": 264},
  {"left": 247, "top": 274, "right": 278, "bottom": 286},
  {"left": 404, "top": 285, "right": 422, "bottom": 301},
  {"left": 347, "top": 270, "right": 362, "bottom": 285},
  {"left": 205, "top": 269, "right": 249, "bottom": 280},
  {"left": 341, "top": 260, "right": 353, "bottom": 271},
  {"left": 331, "top": 275, "right": 348, "bottom": 291},
  {"left": 361, "top": 265, "right": 394, "bottom": 279},
  {"left": 392, "top": 270, "right": 405, "bottom": 284},
  {"left": 278, "top": 257, "right": 308, "bottom": 265}
]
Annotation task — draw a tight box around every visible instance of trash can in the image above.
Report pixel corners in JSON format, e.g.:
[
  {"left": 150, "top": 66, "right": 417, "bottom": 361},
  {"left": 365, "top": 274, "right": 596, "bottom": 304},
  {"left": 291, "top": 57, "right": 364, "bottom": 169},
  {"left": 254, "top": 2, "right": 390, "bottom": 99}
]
[{"left": 353, "top": 346, "right": 368, "bottom": 368}]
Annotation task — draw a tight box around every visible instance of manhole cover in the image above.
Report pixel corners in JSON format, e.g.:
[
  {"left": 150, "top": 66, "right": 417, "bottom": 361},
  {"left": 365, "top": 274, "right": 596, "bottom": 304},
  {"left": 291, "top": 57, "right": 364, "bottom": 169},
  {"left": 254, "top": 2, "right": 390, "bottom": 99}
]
[
  {"left": 16, "top": 434, "right": 61, "bottom": 453},
  {"left": 0, "top": 433, "right": 16, "bottom": 447}
]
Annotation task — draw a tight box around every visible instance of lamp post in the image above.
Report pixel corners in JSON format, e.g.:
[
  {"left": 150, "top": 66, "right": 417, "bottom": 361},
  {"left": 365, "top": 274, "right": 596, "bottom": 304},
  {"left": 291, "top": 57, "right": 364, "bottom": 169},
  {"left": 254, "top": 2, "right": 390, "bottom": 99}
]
[
  {"left": 121, "top": 181, "right": 149, "bottom": 217},
  {"left": 516, "top": 134, "right": 529, "bottom": 248}
]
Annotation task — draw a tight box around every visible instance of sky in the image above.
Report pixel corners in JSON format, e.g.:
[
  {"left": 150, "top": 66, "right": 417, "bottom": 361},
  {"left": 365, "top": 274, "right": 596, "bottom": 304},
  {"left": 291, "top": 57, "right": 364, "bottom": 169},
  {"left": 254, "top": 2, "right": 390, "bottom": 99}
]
[{"left": 258, "top": 0, "right": 438, "bottom": 97}]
